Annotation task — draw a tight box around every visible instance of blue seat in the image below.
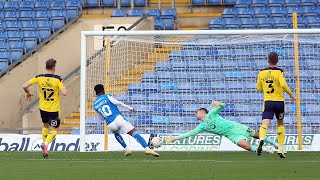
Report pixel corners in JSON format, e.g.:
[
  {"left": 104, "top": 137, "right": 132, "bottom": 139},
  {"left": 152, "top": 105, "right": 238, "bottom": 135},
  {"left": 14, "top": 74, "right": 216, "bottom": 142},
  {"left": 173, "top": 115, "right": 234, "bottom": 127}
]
[
  {"left": 0, "top": 52, "right": 10, "bottom": 63},
  {"left": 162, "top": 18, "right": 175, "bottom": 30},
  {"left": 51, "top": 18, "right": 65, "bottom": 32},
  {"left": 114, "top": 94, "right": 129, "bottom": 103},
  {"left": 6, "top": 21, "right": 21, "bottom": 31},
  {"left": 229, "top": 81, "right": 245, "bottom": 91},
  {"left": 254, "top": 7, "right": 271, "bottom": 18},
  {"left": 303, "top": 6, "right": 319, "bottom": 17},
  {"left": 170, "top": 50, "right": 184, "bottom": 60},
  {"left": 297, "top": 17, "right": 309, "bottom": 28},
  {"left": 306, "top": 104, "right": 320, "bottom": 115},
  {"left": 24, "top": 38, "right": 38, "bottom": 52},
  {"left": 301, "top": 0, "right": 317, "bottom": 6},
  {"left": 208, "top": 18, "right": 225, "bottom": 29},
  {"left": 154, "top": 17, "right": 164, "bottom": 30},
  {"left": 51, "top": 10, "right": 67, "bottom": 21},
  {"left": 50, "top": 1, "right": 66, "bottom": 10},
  {"left": 8, "top": 31, "right": 23, "bottom": 42},
  {"left": 0, "top": 42, "right": 9, "bottom": 52},
  {"left": 172, "top": 72, "right": 191, "bottom": 82},
  {"left": 189, "top": 72, "right": 208, "bottom": 81},
  {"left": 165, "top": 103, "right": 183, "bottom": 115},
  {"left": 237, "top": 8, "right": 254, "bottom": 18},
  {"left": 128, "top": 9, "right": 144, "bottom": 17},
  {"left": 286, "top": 7, "right": 303, "bottom": 17},
  {"left": 5, "top": 11, "right": 19, "bottom": 21},
  {"left": 19, "top": 11, "right": 35, "bottom": 21},
  {"left": 101, "top": 0, "right": 115, "bottom": 7},
  {"left": 10, "top": 51, "right": 24, "bottom": 63},
  {"left": 307, "top": 17, "right": 320, "bottom": 28},
  {"left": 152, "top": 116, "right": 169, "bottom": 125},
  {"left": 220, "top": 104, "right": 235, "bottom": 116},
  {"left": 146, "top": 9, "right": 161, "bottom": 17},
  {"left": 66, "top": 8, "right": 79, "bottom": 20},
  {"left": 38, "top": 27, "right": 51, "bottom": 42},
  {"left": 177, "top": 82, "right": 193, "bottom": 92},
  {"left": 0, "top": 2, "right": 3, "bottom": 10},
  {"left": 180, "top": 94, "right": 197, "bottom": 103},
  {"left": 134, "top": 0, "right": 146, "bottom": 6},
  {"left": 188, "top": 60, "right": 205, "bottom": 70},
  {"left": 235, "top": 0, "right": 252, "bottom": 8},
  {"left": 0, "top": 32, "right": 8, "bottom": 42},
  {"left": 141, "top": 83, "right": 159, "bottom": 93},
  {"left": 19, "top": 1, "right": 35, "bottom": 11},
  {"left": 284, "top": 0, "right": 300, "bottom": 7},
  {"left": 4, "top": 2, "right": 18, "bottom": 12},
  {"left": 0, "top": 60, "right": 8, "bottom": 72},
  {"left": 252, "top": 0, "right": 268, "bottom": 7},
  {"left": 274, "top": 17, "right": 292, "bottom": 28},
  {"left": 67, "top": 0, "right": 82, "bottom": 11},
  {"left": 224, "top": 18, "right": 242, "bottom": 29},
  {"left": 157, "top": 72, "right": 174, "bottom": 82},
  {"left": 257, "top": 18, "right": 275, "bottom": 29},
  {"left": 238, "top": 60, "right": 256, "bottom": 70},
  {"left": 130, "top": 94, "right": 147, "bottom": 104},
  {"left": 148, "top": 93, "right": 163, "bottom": 104},
  {"left": 142, "top": 72, "right": 158, "bottom": 82},
  {"left": 207, "top": 0, "right": 221, "bottom": 5},
  {"left": 23, "top": 30, "right": 40, "bottom": 41},
  {"left": 162, "top": 93, "right": 180, "bottom": 103},
  {"left": 86, "top": 0, "right": 100, "bottom": 7},
  {"left": 192, "top": 0, "right": 206, "bottom": 5},
  {"left": 225, "top": 71, "right": 242, "bottom": 80},
  {"left": 112, "top": 9, "right": 126, "bottom": 17},
  {"left": 268, "top": 0, "right": 284, "bottom": 7},
  {"left": 182, "top": 104, "right": 198, "bottom": 114},
  {"left": 161, "top": 8, "right": 177, "bottom": 20},
  {"left": 241, "top": 18, "right": 258, "bottom": 28},
  {"left": 193, "top": 82, "right": 212, "bottom": 92},
  {"left": 224, "top": 0, "right": 237, "bottom": 5},
  {"left": 35, "top": 1, "right": 50, "bottom": 10},
  {"left": 160, "top": 82, "right": 177, "bottom": 92},
  {"left": 36, "top": 10, "right": 51, "bottom": 20},
  {"left": 154, "top": 62, "right": 171, "bottom": 72},
  {"left": 222, "top": 8, "right": 238, "bottom": 18},
  {"left": 270, "top": 7, "right": 287, "bottom": 17}
]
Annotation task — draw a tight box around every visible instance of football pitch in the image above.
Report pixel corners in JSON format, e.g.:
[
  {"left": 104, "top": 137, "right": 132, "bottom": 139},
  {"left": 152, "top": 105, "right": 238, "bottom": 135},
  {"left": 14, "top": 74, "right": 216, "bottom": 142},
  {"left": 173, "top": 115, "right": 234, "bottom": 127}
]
[{"left": 0, "top": 152, "right": 319, "bottom": 180}]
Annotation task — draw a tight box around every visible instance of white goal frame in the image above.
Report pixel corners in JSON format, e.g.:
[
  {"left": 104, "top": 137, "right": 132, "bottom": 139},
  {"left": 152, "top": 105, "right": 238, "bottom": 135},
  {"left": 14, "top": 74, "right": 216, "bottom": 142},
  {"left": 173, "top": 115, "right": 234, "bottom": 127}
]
[{"left": 80, "top": 29, "right": 320, "bottom": 152}]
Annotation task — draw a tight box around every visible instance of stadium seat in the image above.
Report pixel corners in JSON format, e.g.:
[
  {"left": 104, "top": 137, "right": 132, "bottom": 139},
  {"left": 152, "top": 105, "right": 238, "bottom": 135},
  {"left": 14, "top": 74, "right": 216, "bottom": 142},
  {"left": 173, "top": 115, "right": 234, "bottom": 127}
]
[
  {"left": 66, "top": 8, "right": 79, "bottom": 20},
  {"left": 237, "top": 8, "right": 254, "bottom": 18},
  {"left": 270, "top": 7, "right": 287, "bottom": 17},
  {"left": 24, "top": 30, "right": 40, "bottom": 42},
  {"left": 147, "top": 93, "right": 163, "bottom": 104},
  {"left": 120, "top": 0, "right": 131, "bottom": 7},
  {"left": 4, "top": 2, "right": 19, "bottom": 12},
  {"left": 142, "top": 72, "right": 158, "bottom": 82},
  {"left": 225, "top": 18, "right": 241, "bottom": 29},
  {"left": 19, "top": 11, "right": 35, "bottom": 21},
  {"left": 0, "top": 31, "right": 8, "bottom": 42},
  {"left": 19, "top": 1, "right": 35, "bottom": 11},
  {"left": 0, "top": 42, "right": 9, "bottom": 52},
  {"left": 152, "top": 116, "right": 169, "bottom": 125},
  {"left": 0, "top": 51, "right": 10, "bottom": 62},
  {"left": 163, "top": 18, "right": 175, "bottom": 30},
  {"left": 0, "top": 2, "right": 3, "bottom": 10},
  {"left": 307, "top": 17, "right": 320, "bottom": 28},
  {"left": 224, "top": 0, "right": 237, "bottom": 5},
  {"left": 4, "top": 11, "right": 19, "bottom": 21},
  {"left": 35, "top": 1, "right": 50, "bottom": 11},
  {"left": 24, "top": 37, "right": 37, "bottom": 52},
  {"left": 160, "top": 82, "right": 177, "bottom": 92},
  {"left": 85, "top": 0, "right": 100, "bottom": 7},
  {"left": 252, "top": 0, "right": 268, "bottom": 7},
  {"left": 257, "top": 18, "right": 275, "bottom": 28},
  {"left": 51, "top": 10, "right": 67, "bottom": 22},
  {"left": 303, "top": 6, "right": 319, "bottom": 17},
  {"left": 101, "top": 0, "right": 115, "bottom": 7},
  {"left": 254, "top": 7, "right": 271, "bottom": 18},
  {"left": 10, "top": 50, "right": 23, "bottom": 63},
  {"left": 268, "top": 0, "right": 285, "bottom": 7},
  {"left": 146, "top": 9, "right": 161, "bottom": 17},
  {"left": 128, "top": 9, "right": 144, "bottom": 17},
  {"left": 225, "top": 71, "right": 242, "bottom": 80},
  {"left": 112, "top": 9, "right": 127, "bottom": 17},
  {"left": 208, "top": 18, "right": 225, "bottom": 29},
  {"left": 50, "top": 0, "right": 66, "bottom": 10},
  {"left": 192, "top": 0, "right": 206, "bottom": 5},
  {"left": 37, "top": 21, "right": 52, "bottom": 41},
  {"left": 235, "top": 0, "right": 252, "bottom": 8},
  {"left": 51, "top": 14, "right": 66, "bottom": 31},
  {"left": 207, "top": 0, "right": 221, "bottom": 5},
  {"left": 162, "top": 93, "right": 180, "bottom": 103},
  {"left": 0, "top": 11, "right": 4, "bottom": 20},
  {"left": 238, "top": 60, "right": 257, "bottom": 70},
  {"left": 284, "top": 0, "right": 300, "bottom": 7},
  {"left": 188, "top": 60, "right": 205, "bottom": 71},
  {"left": 157, "top": 72, "right": 174, "bottom": 82},
  {"left": 36, "top": 10, "right": 51, "bottom": 21},
  {"left": 171, "top": 60, "right": 188, "bottom": 71},
  {"left": 67, "top": 0, "right": 82, "bottom": 11},
  {"left": 141, "top": 83, "right": 159, "bottom": 93},
  {"left": 240, "top": 18, "right": 258, "bottom": 28},
  {"left": 301, "top": 0, "right": 317, "bottom": 6},
  {"left": 297, "top": 17, "right": 309, "bottom": 28},
  {"left": 130, "top": 94, "right": 147, "bottom": 104},
  {"left": 220, "top": 104, "right": 235, "bottom": 116},
  {"left": 8, "top": 31, "right": 23, "bottom": 42},
  {"left": 286, "top": 7, "right": 303, "bottom": 17},
  {"left": 274, "top": 17, "right": 292, "bottom": 28},
  {"left": 154, "top": 17, "right": 164, "bottom": 30},
  {"left": 134, "top": 0, "right": 146, "bottom": 7},
  {"left": 222, "top": 8, "right": 238, "bottom": 18},
  {"left": 0, "top": 59, "right": 8, "bottom": 72},
  {"left": 161, "top": 9, "right": 177, "bottom": 20},
  {"left": 6, "top": 21, "right": 21, "bottom": 31}
]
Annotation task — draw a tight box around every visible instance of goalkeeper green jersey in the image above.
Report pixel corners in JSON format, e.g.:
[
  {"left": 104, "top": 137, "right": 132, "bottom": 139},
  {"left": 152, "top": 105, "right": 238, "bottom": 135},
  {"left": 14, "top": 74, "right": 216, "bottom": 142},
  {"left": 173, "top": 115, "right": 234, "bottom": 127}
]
[{"left": 179, "top": 104, "right": 240, "bottom": 139}]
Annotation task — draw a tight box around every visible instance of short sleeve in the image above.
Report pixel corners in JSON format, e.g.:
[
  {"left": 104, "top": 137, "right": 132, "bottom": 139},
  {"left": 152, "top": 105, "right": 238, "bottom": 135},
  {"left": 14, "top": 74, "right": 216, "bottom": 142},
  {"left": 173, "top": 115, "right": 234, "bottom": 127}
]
[
  {"left": 58, "top": 80, "right": 65, "bottom": 90},
  {"left": 28, "top": 77, "right": 38, "bottom": 85}
]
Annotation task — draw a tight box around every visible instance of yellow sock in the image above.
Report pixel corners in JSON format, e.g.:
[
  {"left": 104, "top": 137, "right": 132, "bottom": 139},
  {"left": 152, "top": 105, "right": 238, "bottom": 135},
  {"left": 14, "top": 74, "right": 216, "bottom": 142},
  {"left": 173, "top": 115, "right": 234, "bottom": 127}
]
[
  {"left": 42, "top": 127, "right": 49, "bottom": 142},
  {"left": 45, "top": 130, "right": 58, "bottom": 145},
  {"left": 277, "top": 125, "right": 285, "bottom": 146},
  {"left": 259, "top": 125, "right": 268, "bottom": 140}
]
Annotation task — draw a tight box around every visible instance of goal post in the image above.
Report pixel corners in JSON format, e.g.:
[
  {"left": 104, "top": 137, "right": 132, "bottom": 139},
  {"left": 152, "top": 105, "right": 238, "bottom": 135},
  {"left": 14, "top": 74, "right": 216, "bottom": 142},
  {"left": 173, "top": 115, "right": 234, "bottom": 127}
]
[{"left": 80, "top": 29, "right": 320, "bottom": 152}]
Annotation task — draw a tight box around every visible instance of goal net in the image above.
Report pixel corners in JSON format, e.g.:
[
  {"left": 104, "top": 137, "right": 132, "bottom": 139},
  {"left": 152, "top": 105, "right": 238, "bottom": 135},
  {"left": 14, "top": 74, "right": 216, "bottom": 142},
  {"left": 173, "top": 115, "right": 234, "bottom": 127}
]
[{"left": 80, "top": 30, "right": 320, "bottom": 152}]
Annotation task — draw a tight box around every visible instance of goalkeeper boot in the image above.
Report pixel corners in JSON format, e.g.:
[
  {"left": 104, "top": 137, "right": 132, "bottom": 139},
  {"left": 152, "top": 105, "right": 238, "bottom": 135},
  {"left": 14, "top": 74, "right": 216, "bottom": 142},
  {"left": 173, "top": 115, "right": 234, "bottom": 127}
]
[
  {"left": 41, "top": 143, "right": 49, "bottom": 159},
  {"left": 256, "top": 140, "right": 264, "bottom": 156},
  {"left": 277, "top": 146, "right": 286, "bottom": 159},
  {"left": 125, "top": 149, "right": 132, "bottom": 157},
  {"left": 145, "top": 149, "right": 160, "bottom": 157}
]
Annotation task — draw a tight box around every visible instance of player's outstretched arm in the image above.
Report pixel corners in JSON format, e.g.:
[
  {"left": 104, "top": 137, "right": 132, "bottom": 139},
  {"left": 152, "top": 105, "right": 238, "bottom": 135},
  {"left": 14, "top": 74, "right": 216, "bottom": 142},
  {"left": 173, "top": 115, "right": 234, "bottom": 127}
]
[
  {"left": 256, "top": 73, "right": 263, "bottom": 92},
  {"left": 166, "top": 127, "right": 203, "bottom": 143},
  {"left": 108, "top": 95, "right": 135, "bottom": 112},
  {"left": 208, "top": 100, "right": 225, "bottom": 115},
  {"left": 279, "top": 73, "right": 295, "bottom": 103}
]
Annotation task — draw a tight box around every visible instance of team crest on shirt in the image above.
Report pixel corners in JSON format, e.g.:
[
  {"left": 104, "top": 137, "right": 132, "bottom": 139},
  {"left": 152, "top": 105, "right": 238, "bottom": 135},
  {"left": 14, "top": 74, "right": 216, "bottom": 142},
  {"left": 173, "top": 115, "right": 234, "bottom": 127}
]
[
  {"left": 47, "top": 78, "right": 50, "bottom": 81},
  {"left": 208, "top": 115, "right": 212, "bottom": 119}
]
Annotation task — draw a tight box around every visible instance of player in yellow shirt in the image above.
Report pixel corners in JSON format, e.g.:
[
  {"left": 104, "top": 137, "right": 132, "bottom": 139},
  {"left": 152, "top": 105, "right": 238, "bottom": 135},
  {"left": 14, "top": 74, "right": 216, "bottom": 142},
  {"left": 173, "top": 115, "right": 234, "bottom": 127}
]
[
  {"left": 256, "top": 52, "right": 295, "bottom": 158},
  {"left": 22, "top": 59, "right": 67, "bottom": 158}
]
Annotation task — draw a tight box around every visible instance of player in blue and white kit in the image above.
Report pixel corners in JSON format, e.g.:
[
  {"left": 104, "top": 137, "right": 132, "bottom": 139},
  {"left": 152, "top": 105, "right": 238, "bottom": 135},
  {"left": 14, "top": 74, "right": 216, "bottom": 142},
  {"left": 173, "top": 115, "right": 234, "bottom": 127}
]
[{"left": 93, "top": 84, "right": 159, "bottom": 157}]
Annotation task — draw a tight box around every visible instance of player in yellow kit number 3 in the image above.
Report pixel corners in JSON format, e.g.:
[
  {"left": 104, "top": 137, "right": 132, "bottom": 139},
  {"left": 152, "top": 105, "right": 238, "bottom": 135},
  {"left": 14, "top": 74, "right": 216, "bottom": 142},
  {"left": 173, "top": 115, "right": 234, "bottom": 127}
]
[
  {"left": 23, "top": 59, "right": 67, "bottom": 159},
  {"left": 256, "top": 52, "right": 295, "bottom": 158}
]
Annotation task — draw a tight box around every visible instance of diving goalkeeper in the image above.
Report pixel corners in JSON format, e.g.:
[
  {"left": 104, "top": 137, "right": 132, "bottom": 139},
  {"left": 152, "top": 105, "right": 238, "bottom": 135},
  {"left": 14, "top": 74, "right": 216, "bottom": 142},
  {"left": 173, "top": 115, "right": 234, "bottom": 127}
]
[{"left": 166, "top": 101, "right": 278, "bottom": 153}]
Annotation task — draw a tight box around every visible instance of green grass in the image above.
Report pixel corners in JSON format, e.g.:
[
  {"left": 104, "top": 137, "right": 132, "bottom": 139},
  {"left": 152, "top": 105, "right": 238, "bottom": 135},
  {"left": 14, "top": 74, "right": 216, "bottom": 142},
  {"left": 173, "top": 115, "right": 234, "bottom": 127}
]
[{"left": 0, "top": 152, "right": 319, "bottom": 180}]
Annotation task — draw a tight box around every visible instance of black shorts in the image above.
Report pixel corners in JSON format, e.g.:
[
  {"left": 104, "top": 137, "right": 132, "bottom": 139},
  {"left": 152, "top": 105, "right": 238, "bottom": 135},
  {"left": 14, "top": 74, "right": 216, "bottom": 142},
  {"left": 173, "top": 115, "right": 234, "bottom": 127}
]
[
  {"left": 40, "top": 109, "right": 60, "bottom": 128},
  {"left": 262, "top": 101, "right": 285, "bottom": 120}
]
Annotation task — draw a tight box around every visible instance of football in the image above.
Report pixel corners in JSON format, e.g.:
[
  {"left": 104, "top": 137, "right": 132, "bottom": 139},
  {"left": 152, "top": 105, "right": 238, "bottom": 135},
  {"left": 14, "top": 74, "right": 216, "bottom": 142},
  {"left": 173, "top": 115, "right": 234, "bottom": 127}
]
[{"left": 151, "top": 137, "right": 162, "bottom": 148}]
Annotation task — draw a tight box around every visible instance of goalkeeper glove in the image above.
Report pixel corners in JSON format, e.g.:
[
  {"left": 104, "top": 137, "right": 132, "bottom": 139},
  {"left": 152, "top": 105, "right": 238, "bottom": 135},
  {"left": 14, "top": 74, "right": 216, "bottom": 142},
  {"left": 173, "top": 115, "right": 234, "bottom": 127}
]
[
  {"left": 165, "top": 135, "right": 178, "bottom": 143},
  {"left": 212, "top": 100, "right": 221, "bottom": 108}
]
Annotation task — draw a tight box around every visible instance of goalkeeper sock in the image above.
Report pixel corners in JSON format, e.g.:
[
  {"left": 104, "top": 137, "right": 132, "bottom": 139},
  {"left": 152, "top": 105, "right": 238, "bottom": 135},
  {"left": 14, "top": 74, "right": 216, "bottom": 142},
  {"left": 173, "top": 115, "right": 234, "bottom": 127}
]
[
  {"left": 259, "top": 125, "right": 268, "bottom": 140},
  {"left": 132, "top": 131, "right": 148, "bottom": 149},
  {"left": 114, "top": 133, "right": 127, "bottom": 149},
  {"left": 42, "top": 127, "right": 49, "bottom": 142},
  {"left": 264, "top": 136, "right": 278, "bottom": 147},
  {"left": 45, "top": 130, "right": 57, "bottom": 145},
  {"left": 277, "top": 125, "right": 285, "bottom": 146}
]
